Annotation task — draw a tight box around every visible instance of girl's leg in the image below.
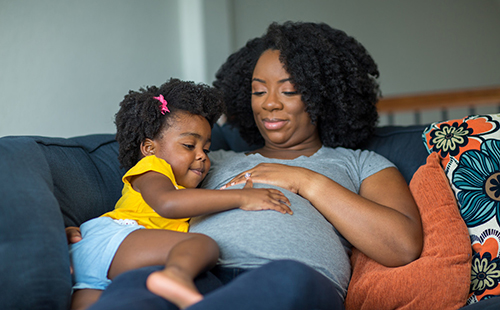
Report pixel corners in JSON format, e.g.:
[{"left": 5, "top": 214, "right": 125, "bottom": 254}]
[
  {"left": 109, "top": 230, "right": 219, "bottom": 309},
  {"left": 70, "top": 289, "right": 102, "bottom": 310}
]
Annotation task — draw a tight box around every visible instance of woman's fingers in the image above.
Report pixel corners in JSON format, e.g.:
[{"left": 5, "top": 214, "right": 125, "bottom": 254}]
[{"left": 221, "top": 172, "right": 251, "bottom": 189}]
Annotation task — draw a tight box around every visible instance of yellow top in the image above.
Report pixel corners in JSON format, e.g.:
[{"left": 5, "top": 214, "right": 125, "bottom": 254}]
[{"left": 102, "top": 155, "right": 189, "bottom": 232}]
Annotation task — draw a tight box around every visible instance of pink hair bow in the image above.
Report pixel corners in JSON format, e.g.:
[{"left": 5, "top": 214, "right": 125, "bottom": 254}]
[{"left": 153, "top": 94, "right": 170, "bottom": 114}]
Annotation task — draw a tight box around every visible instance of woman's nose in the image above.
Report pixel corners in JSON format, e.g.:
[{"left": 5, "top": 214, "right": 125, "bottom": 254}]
[{"left": 262, "top": 91, "right": 283, "bottom": 111}]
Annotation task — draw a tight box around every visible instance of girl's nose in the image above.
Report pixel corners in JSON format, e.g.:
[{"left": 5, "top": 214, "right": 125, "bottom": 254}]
[{"left": 196, "top": 150, "right": 207, "bottom": 161}]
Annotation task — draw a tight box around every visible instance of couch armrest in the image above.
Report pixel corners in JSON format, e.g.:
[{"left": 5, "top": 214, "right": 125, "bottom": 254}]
[
  {"left": 0, "top": 136, "right": 72, "bottom": 309},
  {"left": 0, "top": 134, "right": 124, "bottom": 309}
]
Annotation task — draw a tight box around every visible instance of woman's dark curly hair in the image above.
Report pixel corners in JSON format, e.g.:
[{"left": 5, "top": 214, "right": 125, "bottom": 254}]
[
  {"left": 214, "top": 21, "right": 380, "bottom": 149},
  {"left": 115, "top": 78, "right": 225, "bottom": 170}
]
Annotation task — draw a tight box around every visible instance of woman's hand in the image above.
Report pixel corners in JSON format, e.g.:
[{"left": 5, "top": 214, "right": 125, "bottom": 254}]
[
  {"left": 221, "top": 163, "right": 309, "bottom": 195},
  {"left": 237, "top": 177, "right": 293, "bottom": 214},
  {"left": 65, "top": 226, "right": 82, "bottom": 244}
]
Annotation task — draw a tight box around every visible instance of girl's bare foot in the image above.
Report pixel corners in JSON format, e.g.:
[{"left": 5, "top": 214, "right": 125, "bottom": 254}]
[{"left": 146, "top": 267, "right": 203, "bottom": 309}]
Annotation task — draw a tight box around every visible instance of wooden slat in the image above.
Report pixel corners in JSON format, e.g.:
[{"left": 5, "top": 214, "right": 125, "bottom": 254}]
[{"left": 377, "top": 86, "right": 500, "bottom": 113}]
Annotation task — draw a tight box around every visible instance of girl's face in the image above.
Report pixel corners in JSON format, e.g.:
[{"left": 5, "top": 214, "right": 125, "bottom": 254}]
[
  {"left": 144, "top": 111, "right": 212, "bottom": 188},
  {"left": 251, "top": 49, "right": 320, "bottom": 150}
]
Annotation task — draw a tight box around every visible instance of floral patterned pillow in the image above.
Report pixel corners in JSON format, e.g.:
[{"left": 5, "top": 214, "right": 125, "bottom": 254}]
[{"left": 423, "top": 113, "right": 500, "bottom": 304}]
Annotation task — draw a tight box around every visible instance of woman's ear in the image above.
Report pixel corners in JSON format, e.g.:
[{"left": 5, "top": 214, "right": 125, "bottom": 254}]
[{"left": 140, "top": 139, "right": 156, "bottom": 157}]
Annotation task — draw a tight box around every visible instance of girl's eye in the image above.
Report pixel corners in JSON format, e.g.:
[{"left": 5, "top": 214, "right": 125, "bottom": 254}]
[
  {"left": 183, "top": 144, "right": 195, "bottom": 150},
  {"left": 203, "top": 149, "right": 211, "bottom": 155}
]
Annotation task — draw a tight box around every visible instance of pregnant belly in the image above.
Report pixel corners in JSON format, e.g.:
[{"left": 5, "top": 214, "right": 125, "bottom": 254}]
[{"left": 189, "top": 183, "right": 351, "bottom": 288}]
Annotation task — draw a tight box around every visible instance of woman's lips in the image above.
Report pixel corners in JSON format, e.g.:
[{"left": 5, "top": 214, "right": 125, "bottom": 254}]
[{"left": 263, "top": 119, "right": 287, "bottom": 130}]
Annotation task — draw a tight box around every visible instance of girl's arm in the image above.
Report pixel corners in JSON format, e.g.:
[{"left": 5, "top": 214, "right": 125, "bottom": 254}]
[
  {"left": 132, "top": 171, "right": 292, "bottom": 219},
  {"left": 224, "top": 163, "right": 423, "bottom": 267}
]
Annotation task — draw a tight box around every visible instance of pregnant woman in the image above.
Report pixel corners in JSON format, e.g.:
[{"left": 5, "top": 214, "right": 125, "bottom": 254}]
[{"left": 76, "top": 21, "right": 423, "bottom": 310}]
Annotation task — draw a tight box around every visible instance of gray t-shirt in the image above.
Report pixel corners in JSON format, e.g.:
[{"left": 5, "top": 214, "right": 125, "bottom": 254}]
[{"left": 189, "top": 146, "right": 395, "bottom": 298}]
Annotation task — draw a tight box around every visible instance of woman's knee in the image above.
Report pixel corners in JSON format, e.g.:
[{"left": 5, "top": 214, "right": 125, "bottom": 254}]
[
  {"left": 267, "top": 260, "right": 345, "bottom": 308},
  {"left": 252, "top": 260, "right": 315, "bottom": 287},
  {"left": 258, "top": 260, "right": 338, "bottom": 294},
  {"left": 263, "top": 260, "right": 315, "bottom": 277}
]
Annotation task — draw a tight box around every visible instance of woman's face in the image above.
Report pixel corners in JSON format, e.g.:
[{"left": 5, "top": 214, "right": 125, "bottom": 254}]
[{"left": 251, "top": 49, "right": 320, "bottom": 149}]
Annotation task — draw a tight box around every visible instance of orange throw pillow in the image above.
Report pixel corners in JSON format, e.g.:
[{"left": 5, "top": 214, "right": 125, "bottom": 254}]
[{"left": 345, "top": 152, "right": 471, "bottom": 310}]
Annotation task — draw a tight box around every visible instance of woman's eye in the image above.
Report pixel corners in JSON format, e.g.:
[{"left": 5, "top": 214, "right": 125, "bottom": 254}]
[
  {"left": 252, "top": 91, "right": 265, "bottom": 96},
  {"left": 283, "top": 91, "right": 299, "bottom": 96}
]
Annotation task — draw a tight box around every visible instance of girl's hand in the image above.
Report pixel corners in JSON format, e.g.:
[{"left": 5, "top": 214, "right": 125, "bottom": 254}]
[
  {"left": 65, "top": 226, "right": 81, "bottom": 275},
  {"left": 237, "top": 177, "right": 293, "bottom": 214},
  {"left": 65, "top": 226, "right": 82, "bottom": 244},
  {"left": 221, "top": 163, "right": 308, "bottom": 195}
]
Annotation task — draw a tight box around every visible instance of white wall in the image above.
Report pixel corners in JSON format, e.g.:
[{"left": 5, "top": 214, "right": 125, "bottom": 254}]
[
  {"left": 229, "top": 0, "right": 500, "bottom": 96},
  {"left": 1, "top": 0, "right": 499, "bottom": 137},
  {"left": 0, "top": 0, "right": 182, "bottom": 137},
  {"left": 202, "top": 0, "right": 233, "bottom": 85}
]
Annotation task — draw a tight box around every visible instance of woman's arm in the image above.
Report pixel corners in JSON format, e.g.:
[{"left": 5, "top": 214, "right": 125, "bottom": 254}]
[
  {"left": 225, "top": 164, "right": 423, "bottom": 267},
  {"left": 133, "top": 171, "right": 292, "bottom": 219},
  {"left": 303, "top": 167, "right": 422, "bottom": 266}
]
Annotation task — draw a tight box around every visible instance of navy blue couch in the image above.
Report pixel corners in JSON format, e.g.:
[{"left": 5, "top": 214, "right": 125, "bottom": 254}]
[{"left": 0, "top": 123, "right": 497, "bottom": 309}]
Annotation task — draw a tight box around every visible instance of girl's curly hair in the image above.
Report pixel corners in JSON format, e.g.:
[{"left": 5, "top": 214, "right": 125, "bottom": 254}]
[
  {"left": 115, "top": 78, "right": 225, "bottom": 170},
  {"left": 214, "top": 21, "right": 380, "bottom": 149}
]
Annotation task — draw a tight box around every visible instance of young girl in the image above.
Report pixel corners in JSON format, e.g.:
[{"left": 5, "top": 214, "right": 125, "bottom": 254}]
[{"left": 69, "top": 78, "right": 292, "bottom": 310}]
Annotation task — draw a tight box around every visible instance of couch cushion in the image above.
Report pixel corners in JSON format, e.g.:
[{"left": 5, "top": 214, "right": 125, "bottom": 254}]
[
  {"left": 210, "top": 123, "right": 256, "bottom": 152},
  {"left": 345, "top": 152, "right": 471, "bottom": 310},
  {"left": 31, "top": 134, "right": 125, "bottom": 227},
  {"left": 363, "top": 125, "right": 429, "bottom": 183}
]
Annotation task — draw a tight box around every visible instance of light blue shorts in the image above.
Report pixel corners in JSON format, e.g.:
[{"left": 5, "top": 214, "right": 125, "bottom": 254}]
[{"left": 69, "top": 216, "right": 145, "bottom": 290}]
